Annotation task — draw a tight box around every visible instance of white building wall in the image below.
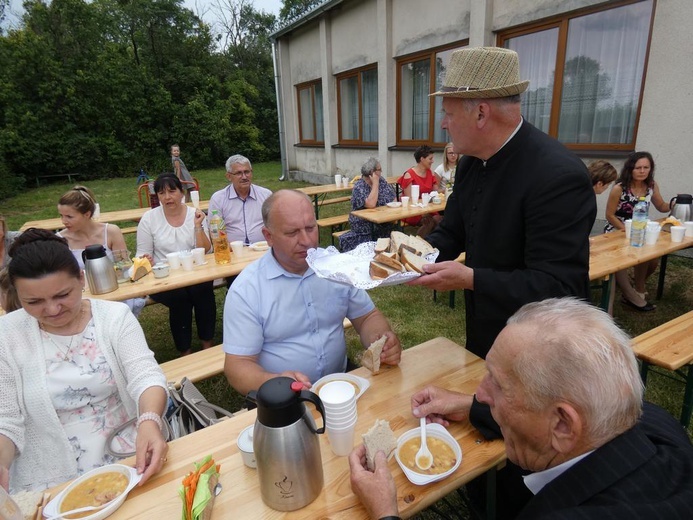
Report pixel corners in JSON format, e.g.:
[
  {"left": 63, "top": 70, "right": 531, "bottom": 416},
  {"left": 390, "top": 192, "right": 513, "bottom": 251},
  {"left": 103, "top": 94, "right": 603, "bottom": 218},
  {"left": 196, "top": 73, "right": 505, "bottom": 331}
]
[{"left": 331, "top": 0, "right": 378, "bottom": 73}]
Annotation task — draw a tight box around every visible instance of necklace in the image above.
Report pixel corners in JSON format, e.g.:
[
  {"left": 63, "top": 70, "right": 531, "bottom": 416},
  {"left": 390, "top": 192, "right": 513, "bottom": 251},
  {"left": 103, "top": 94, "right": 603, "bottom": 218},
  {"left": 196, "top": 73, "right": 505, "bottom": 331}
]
[{"left": 39, "top": 304, "right": 86, "bottom": 362}]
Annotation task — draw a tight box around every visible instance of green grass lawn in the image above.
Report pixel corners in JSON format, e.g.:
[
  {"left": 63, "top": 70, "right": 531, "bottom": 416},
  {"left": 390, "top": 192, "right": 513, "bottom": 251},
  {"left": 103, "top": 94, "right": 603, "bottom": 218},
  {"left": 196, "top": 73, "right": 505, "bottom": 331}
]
[{"left": 4, "top": 163, "right": 693, "bottom": 518}]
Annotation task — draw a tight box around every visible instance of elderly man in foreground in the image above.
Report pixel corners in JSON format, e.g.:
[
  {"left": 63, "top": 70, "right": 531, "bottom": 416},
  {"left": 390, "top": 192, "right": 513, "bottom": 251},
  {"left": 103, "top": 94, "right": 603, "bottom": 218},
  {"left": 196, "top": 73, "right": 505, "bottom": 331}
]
[
  {"left": 208, "top": 154, "right": 272, "bottom": 245},
  {"left": 349, "top": 298, "right": 693, "bottom": 520},
  {"left": 223, "top": 190, "right": 401, "bottom": 395}
]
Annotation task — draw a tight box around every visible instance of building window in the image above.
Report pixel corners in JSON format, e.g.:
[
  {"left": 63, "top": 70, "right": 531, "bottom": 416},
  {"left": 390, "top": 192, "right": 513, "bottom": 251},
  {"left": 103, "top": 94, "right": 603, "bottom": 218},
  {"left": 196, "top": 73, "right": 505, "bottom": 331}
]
[
  {"left": 297, "top": 80, "right": 324, "bottom": 144},
  {"left": 499, "top": 0, "right": 654, "bottom": 150},
  {"left": 397, "top": 41, "right": 467, "bottom": 146},
  {"left": 337, "top": 65, "right": 378, "bottom": 145}
]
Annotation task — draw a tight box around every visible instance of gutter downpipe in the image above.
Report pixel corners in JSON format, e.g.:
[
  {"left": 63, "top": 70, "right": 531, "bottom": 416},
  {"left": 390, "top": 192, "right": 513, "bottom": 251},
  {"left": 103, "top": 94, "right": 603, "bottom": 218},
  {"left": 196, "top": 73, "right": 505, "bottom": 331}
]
[{"left": 271, "top": 39, "right": 287, "bottom": 181}]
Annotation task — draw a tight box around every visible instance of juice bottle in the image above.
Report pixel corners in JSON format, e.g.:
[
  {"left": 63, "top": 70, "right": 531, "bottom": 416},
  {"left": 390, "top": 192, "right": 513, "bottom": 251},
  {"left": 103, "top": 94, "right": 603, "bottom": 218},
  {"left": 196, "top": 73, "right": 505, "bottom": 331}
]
[{"left": 209, "top": 210, "right": 231, "bottom": 264}]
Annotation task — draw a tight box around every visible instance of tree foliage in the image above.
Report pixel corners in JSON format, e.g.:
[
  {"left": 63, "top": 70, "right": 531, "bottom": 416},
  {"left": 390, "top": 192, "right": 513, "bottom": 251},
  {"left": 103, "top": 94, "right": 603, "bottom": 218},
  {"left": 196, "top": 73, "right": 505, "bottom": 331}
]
[
  {"left": 279, "top": 0, "right": 322, "bottom": 23},
  {"left": 0, "top": 0, "right": 279, "bottom": 197}
]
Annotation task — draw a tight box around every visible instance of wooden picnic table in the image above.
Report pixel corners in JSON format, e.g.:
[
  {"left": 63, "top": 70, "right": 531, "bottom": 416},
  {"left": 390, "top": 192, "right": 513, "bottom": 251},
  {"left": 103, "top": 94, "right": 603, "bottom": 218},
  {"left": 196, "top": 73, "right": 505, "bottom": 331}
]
[
  {"left": 351, "top": 196, "right": 447, "bottom": 226},
  {"left": 19, "top": 201, "right": 210, "bottom": 232},
  {"left": 84, "top": 247, "right": 265, "bottom": 301},
  {"left": 297, "top": 176, "right": 400, "bottom": 218},
  {"left": 48, "top": 337, "right": 505, "bottom": 519}
]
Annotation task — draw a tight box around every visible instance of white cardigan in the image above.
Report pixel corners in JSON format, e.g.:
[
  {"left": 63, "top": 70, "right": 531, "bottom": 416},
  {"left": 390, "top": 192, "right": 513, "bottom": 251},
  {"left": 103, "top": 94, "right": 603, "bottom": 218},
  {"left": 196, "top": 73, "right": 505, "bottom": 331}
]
[{"left": 0, "top": 299, "right": 167, "bottom": 492}]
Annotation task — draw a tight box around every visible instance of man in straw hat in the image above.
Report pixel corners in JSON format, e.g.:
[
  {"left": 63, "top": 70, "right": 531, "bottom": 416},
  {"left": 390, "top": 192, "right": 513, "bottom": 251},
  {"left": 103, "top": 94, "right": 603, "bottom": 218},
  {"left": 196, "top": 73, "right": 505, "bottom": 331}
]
[
  {"left": 349, "top": 298, "right": 693, "bottom": 520},
  {"left": 411, "top": 46, "right": 595, "bottom": 360}
]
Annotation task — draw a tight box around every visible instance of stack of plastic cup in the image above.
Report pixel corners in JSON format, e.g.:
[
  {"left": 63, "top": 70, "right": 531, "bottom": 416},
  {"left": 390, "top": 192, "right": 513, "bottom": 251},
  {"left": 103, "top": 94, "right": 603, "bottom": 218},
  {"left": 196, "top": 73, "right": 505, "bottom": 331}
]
[{"left": 318, "top": 381, "right": 358, "bottom": 456}]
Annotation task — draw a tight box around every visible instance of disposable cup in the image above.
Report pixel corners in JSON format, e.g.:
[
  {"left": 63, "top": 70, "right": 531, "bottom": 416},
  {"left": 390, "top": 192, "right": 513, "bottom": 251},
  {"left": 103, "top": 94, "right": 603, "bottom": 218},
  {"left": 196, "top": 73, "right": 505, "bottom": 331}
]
[
  {"left": 319, "top": 380, "right": 356, "bottom": 406},
  {"left": 180, "top": 250, "right": 194, "bottom": 271},
  {"left": 192, "top": 247, "right": 206, "bottom": 265},
  {"left": 335, "top": 174, "right": 342, "bottom": 187},
  {"left": 410, "top": 185, "right": 420, "bottom": 205},
  {"left": 230, "top": 241, "right": 244, "bottom": 258},
  {"left": 189, "top": 190, "right": 200, "bottom": 209},
  {"left": 645, "top": 227, "right": 660, "bottom": 245},
  {"left": 166, "top": 252, "right": 181, "bottom": 270},
  {"left": 401, "top": 196, "right": 410, "bottom": 207},
  {"left": 421, "top": 193, "right": 431, "bottom": 207},
  {"left": 325, "top": 408, "right": 357, "bottom": 424},
  {"left": 326, "top": 423, "right": 356, "bottom": 456},
  {"left": 624, "top": 219, "right": 632, "bottom": 239},
  {"left": 670, "top": 225, "right": 686, "bottom": 243},
  {"left": 684, "top": 221, "right": 693, "bottom": 237},
  {"left": 326, "top": 416, "right": 358, "bottom": 430},
  {"left": 342, "top": 178, "right": 349, "bottom": 188},
  {"left": 325, "top": 404, "right": 357, "bottom": 419}
]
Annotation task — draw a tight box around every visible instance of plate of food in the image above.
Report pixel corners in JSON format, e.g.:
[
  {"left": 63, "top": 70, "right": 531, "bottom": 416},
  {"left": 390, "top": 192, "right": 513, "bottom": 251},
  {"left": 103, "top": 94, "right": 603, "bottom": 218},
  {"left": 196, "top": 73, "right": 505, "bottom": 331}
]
[
  {"left": 250, "top": 241, "right": 270, "bottom": 251},
  {"left": 307, "top": 231, "right": 438, "bottom": 289},
  {"left": 43, "top": 464, "right": 142, "bottom": 520},
  {"left": 386, "top": 201, "right": 402, "bottom": 208}
]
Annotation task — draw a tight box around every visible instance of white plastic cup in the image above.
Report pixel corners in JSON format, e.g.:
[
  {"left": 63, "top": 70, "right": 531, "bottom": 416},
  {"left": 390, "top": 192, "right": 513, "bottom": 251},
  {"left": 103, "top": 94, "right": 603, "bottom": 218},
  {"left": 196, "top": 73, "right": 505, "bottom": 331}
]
[
  {"left": 230, "top": 240, "right": 244, "bottom": 258},
  {"left": 319, "top": 381, "right": 356, "bottom": 406},
  {"left": 237, "top": 425, "right": 257, "bottom": 469},
  {"left": 670, "top": 225, "right": 686, "bottom": 243},
  {"left": 421, "top": 193, "right": 431, "bottom": 207},
  {"left": 624, "top": 219, "right": 632, "bottom": 239},
  {"left": 334, "top": 174, "right": 342, "bottom": 187},
  {"left": 684, "top": 221, "right": 693, "bottom": 237},
  {"left": 189, "top": 190, "right": 200, "bottom": 209},
  {"left": 410, "top": 185, "right": 420, "bottom": 205},
  {"left": 400, "top": 196, "right": 410, "bottom": 207},
  {"left": 326, "top": 422, "right": 356, "bottom": 456},
  {"left": 93, "top": 203, "right": 101, "bottom": 221},
  {"left": 166, "top": 252, "right": 181, "bottom": 270},
  {"left": 342, "top": 177, "right": 349, "bottom": 188},
  {"left": 192, "top": 247, "right": 206, "bottom": 265},
  {"left": 326, "top": 412, "right": 357, "bottom": 429},
  {"left": 645, "top": 224, "right": 660, "bottom": 245},
  {"left": 180, "top": 250, "right": 194, "bottom": 271}
]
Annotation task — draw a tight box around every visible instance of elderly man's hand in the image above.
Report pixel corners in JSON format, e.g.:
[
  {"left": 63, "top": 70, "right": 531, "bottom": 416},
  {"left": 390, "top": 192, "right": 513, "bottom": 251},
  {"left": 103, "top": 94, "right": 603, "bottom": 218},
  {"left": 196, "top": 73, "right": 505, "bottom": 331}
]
[
  {"left": 380, "top": 331, "right": 402, "bottom": 366},
  {"left": 411, "top": 385, "right": 473, "bottom": 426},
  {"left": 348, "top": 444, "right": 399, "bottom": 519},
  {"left": 408, "top": 261, "right": 473, "bottom": 291},
  {"left": 279, "top": 370, "right": 312, "bottom": 389}
]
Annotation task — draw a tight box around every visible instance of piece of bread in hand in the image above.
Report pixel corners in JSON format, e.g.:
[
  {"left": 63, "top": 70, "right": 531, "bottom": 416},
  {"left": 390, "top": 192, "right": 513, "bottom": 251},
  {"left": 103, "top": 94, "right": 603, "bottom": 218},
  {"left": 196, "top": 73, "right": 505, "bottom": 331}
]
[
  {"left": 369, "top": 261, "right": 400, "bottom": 280},
  {"left": 362, "top": 335, "right": 386, "bottom": 374},
  {"left": 362, "top": 419, "right": 397, "bottom": 471},
  {"left": 389, "top": 231, "right": 410, "bottom": 255},
  {"left": 401, "top": 248, "right": 430, "bottom": 274},
  {"left": 374, "top": 237, "right": 391, "bottom": 254},
  {"left": 406, "top": 235, "right": 437, "bottom": 256}
]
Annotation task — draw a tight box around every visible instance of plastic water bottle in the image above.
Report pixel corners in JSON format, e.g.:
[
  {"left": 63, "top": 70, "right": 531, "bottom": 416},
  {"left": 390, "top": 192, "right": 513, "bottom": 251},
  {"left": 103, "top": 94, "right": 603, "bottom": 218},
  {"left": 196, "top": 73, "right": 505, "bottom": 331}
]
[
  {"left": 209, "top": 210, "right": 231, "bottom": 264},
  {"left": 630, "top": 197, "right": 648, "bottom": 247}
]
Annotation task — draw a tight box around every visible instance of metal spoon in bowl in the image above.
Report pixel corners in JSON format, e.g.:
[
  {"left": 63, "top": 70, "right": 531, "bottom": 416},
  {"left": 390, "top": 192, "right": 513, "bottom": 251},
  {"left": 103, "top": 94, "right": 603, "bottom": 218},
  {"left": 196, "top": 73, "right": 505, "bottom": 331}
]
[
  {"left": 45, "top": 502, "right": 110, "bottom": 520},
  {"left": 415, "top": 417, "right": 433, "bottom": 470}
]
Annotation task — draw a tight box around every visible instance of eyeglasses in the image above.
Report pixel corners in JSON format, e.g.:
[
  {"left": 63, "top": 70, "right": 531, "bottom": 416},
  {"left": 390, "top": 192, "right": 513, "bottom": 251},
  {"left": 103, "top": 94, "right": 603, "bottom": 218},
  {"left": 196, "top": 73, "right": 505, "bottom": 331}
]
[{"left": 230, "top": 170, "right": 252, "bottom": 177}]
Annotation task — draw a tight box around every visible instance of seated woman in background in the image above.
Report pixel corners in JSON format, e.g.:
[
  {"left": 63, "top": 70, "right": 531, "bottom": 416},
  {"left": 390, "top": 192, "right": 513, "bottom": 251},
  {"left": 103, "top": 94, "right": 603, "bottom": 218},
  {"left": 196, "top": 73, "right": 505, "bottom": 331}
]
[
  {"left": 0, "top": 268, "right": 20, "bottom": 314},
  {"left": 136, "top": 174, "right": 215, "bottom": 356},
  {"left": 434, "top": 142, "right": 459, "bottom": 191},
  {"left": 0, "top": 215, "right": 20, "bottom": 269},
  {"left": 0, "top": 230, "right": 168, "bottom": 493},
  {"left": 56, "top": 186, "right": 146, "bottom": 316},
  {"left": 604, "top": 152, "right": 671, "bottom": 312},
  {"left": 398, "top": 145, "right": 442, "bottom": 237},
  {"left": 339, "top": 158, "right": 396, "bottom": 252}
]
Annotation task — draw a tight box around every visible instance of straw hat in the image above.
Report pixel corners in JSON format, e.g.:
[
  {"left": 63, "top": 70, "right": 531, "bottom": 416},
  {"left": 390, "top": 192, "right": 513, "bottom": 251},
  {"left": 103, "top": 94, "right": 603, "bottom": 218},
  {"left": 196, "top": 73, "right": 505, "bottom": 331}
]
[{"left": 431, "top": 47, "right": 529, "bottom": 99}]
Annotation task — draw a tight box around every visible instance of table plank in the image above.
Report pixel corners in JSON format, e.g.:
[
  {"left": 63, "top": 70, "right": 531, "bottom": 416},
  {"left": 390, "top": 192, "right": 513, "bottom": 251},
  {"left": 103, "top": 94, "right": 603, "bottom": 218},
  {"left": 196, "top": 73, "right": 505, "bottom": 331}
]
[
  {"left": 631, "top": 310, "right": 693, "bottom": 371},
  {"left": 351, "top": 197, "right": 447, "bottom": 225},
  {"left": 19, "top": 201, "right": 210, "bottom": 232},
  {"left": 57, "top": 338, "right": 503, "bottom": 519},
  {"left": 85, "top": 248, "right": 266, "bottom": 301}
]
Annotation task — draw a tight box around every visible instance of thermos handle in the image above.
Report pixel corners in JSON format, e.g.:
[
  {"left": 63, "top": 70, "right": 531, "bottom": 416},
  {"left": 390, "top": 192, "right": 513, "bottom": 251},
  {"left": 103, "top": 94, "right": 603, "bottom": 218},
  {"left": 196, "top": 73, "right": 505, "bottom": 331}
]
[
  {"left": 670, "top": 196, "right": 677, "bottom": 211},
  {"left": 81, "top": 249, "right": 87, "bottom": 265},
  {"left": 299, "top": 390, "right": 326, "bottom": 434}
]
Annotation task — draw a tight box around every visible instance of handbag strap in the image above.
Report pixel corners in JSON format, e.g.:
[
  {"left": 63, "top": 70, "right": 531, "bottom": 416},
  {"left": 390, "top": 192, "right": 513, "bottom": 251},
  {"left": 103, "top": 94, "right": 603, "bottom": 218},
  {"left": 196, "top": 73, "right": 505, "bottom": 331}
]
[{"left": 105, "top": 415, "right": 172, "bottom": 459}]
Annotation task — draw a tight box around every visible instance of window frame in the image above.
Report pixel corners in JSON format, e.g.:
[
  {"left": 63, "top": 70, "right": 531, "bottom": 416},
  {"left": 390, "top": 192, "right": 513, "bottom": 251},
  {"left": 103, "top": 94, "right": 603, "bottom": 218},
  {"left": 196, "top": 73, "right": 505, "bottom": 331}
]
[
  {"left": 336, "top": 64, "right": 378, "bottom": 146},
  {"left": 395, "top": 40, "right": 468, "bottom": 147},
  {"left": 296, "top": 79, "right": 324, "bottom": 145},
  {"left": 497, "top": 0, "right": 655, "bottom": 152}
]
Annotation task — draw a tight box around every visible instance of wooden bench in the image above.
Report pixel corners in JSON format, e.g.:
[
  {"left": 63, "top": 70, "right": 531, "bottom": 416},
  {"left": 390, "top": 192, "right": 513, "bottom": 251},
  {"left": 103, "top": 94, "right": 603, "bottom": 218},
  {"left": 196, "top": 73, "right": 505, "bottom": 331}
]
[
  {"left": 631, "top": 310, "right": 693, "bottom": 428},
  {"left": 317, "top": 214, "right": 350, "bottom": 246},
  {"left": 121, "top": 226, "right": 137, "bottom": 235},
  {"left": 318, "top": 195, "right": 351, "bottom": 207},
  {"left": 159, "top": 318, "right": 353, "bottom": 387},
  {"left": 35, "top": 173, "right": 80, "bottom": 187}
]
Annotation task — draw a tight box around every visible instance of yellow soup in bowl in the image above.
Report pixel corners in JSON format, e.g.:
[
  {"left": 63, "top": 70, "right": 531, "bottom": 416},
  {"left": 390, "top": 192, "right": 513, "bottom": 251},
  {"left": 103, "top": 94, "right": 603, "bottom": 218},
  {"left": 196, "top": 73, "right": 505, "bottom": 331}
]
[
  {"left": 398, "top": 437, "right": 457, "bottom": 475},
  {"left": 61, "top": 472, "right": 128, "bottom": 518}
]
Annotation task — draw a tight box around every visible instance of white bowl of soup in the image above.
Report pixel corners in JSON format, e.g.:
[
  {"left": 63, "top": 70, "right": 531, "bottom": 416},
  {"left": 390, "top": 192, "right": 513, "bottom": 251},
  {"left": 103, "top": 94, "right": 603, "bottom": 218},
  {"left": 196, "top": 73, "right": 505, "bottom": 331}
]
[
  {"left": 45, "top": 464, "right": 141, "bottom": 520},
  {"left": 311, "top": 373, "right": 370, "bottom": 401},
  {"left": 394, "top": 423, "right": 462, "bottom": 485}
]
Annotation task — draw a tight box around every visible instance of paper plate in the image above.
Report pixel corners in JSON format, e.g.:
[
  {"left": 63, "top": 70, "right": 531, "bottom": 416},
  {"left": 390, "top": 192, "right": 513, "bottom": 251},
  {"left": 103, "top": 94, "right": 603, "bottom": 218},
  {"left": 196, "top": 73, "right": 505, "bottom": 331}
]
[
  {"left": 312, "top": 373, "right": 370, "bottom": 400},
  {"left": 250, "top": 241, "right": 269, "bottom": 251},
  {"left": 386, "top": 201, "right": 402, "bottom": 208}
]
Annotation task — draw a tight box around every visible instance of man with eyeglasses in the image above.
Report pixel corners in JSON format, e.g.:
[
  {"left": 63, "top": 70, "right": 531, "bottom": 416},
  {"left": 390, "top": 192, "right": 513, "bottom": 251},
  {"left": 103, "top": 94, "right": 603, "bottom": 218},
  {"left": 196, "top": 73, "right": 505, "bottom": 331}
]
[{"left": 209, "top": 154, "right": 272, "bottom": 245}]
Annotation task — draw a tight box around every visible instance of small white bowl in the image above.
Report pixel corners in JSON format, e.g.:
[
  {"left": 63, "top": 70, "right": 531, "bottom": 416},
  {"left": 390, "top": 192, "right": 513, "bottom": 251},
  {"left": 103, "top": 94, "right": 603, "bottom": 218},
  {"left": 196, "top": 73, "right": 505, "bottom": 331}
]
[
  {"left": 44, "top": 464, "right": 142, "bottom": 520},
  {"left": 237, "top": 425, "right": 257, "bottom": 469},
  {"left": 394, "top": 423, "right": 462, "bottom": 485},
  {"left": 386, "top": 201, "right": 402, "bottom": 208},
  {"left": 152, "top": 263, "right": 170, "bottom": 278},
  {"left": 250, "top": 241, "right": 269, "bottom": 251},
  {"left": 311, "top": 373, "right": 370, "bottom": 400}
]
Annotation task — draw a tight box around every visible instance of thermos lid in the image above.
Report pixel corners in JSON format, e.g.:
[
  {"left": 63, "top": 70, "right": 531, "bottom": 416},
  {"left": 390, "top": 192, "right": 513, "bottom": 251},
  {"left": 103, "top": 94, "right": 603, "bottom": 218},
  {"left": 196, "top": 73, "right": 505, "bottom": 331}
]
[
  {"left": 254, "top": 377, "right": 307, "bottom": 428},
  {"left": 674, "top": 193, "right": 692, "bottom": 203},
  {"left": 83, "top": 244, "right": 108, "bottom": 260}
]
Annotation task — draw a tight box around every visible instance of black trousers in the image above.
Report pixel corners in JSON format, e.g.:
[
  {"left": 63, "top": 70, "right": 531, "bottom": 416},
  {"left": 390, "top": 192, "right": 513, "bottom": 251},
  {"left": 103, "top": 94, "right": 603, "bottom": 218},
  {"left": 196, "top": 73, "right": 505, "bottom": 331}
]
[{"left": 150, "top": 281, "right": 216, "bottom": 352}]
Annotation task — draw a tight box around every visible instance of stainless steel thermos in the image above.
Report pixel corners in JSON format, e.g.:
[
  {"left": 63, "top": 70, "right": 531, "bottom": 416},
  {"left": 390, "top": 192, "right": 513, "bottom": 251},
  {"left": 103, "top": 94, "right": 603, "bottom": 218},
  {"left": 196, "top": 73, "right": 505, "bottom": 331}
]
[
  {"left": 82, "top": 244, "right": 118, "bottom": 295},
  {"left": 246, "top": 377, "right": 326, "bottom": 511}
]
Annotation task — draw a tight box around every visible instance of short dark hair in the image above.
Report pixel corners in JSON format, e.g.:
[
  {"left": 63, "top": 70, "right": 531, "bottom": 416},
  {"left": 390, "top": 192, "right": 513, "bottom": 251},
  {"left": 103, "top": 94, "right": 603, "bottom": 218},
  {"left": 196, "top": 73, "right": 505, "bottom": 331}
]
[
  {"left": 414, "top": 145, "right": 433, "bottom": 164},
  {"left": 8, "top": 228, "right": 80, "bottom": 283},
  {"left": 154, "top": 173, "right": 183, "bottom": 194},
  {"left": 588, "top": 160, "right": 617, "bottom": 186}
]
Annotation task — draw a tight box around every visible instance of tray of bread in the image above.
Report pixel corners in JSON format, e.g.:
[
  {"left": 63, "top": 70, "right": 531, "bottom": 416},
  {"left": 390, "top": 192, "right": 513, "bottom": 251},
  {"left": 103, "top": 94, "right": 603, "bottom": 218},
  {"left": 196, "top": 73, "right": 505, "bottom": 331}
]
[{"left": 307, "top": 231, "right": 438, "bottom": 289}]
